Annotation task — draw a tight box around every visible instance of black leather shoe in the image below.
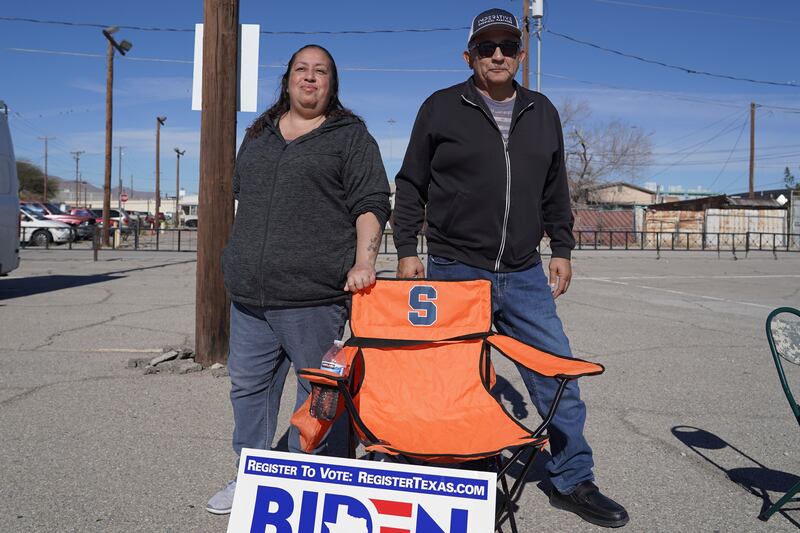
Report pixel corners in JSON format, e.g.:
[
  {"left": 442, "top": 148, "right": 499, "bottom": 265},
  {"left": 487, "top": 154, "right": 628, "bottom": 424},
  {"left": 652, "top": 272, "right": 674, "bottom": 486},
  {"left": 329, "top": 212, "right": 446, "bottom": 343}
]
[{"left": 550, "top": 481, "right": 629, "bottom": 528}]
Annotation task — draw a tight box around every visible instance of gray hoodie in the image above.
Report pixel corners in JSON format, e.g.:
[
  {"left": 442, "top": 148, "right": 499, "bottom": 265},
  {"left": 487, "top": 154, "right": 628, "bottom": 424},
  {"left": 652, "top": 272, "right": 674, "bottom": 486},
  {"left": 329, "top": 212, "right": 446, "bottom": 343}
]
[{"left": 222, "top": 114, "right": 391, "bottom": 307}]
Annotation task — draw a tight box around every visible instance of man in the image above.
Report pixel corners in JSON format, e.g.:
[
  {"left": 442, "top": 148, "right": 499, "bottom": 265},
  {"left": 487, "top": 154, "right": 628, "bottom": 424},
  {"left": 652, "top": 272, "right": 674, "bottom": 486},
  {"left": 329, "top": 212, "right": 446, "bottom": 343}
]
[{"left": 392, "top": 8, "right": 629, "bottom": 528}]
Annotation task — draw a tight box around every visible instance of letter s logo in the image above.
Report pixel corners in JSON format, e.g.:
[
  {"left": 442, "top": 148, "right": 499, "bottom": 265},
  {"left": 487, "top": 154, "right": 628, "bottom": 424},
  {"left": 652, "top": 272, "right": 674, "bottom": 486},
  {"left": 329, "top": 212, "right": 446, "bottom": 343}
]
[{"left": 408, "top": 285, "right": 437, "bottom": 326}]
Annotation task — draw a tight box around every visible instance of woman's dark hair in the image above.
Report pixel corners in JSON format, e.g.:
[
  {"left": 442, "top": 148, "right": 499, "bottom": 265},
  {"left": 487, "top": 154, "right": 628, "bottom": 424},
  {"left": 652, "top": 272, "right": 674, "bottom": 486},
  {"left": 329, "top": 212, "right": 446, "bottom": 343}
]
[{"left": 246, "top": 44, "right": 358, "bottom": 138}]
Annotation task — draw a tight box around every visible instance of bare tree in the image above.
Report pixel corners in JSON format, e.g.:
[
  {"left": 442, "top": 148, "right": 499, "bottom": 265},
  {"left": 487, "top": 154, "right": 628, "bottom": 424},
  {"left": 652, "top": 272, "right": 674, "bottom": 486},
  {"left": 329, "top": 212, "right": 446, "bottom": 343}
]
[{"left": 559, "top": 99, "right": 653, "bottom": 205}]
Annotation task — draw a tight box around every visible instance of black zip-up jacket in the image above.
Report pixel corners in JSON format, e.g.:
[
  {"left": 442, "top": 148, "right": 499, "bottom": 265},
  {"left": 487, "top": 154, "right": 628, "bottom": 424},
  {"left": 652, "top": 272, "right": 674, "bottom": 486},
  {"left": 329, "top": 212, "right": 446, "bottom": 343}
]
[
  {"left": 393, "top": 78, "right": 575, "bottom": 272},
  {"left": 222, "top": 114, "right": 391, "bottom": 307}
]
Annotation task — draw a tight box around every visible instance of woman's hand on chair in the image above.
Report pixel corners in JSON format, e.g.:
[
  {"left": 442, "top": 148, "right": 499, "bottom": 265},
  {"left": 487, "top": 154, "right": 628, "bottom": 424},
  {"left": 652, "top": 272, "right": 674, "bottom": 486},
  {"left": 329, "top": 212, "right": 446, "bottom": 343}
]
[{"left": 344, "top": 261, "right": 377, "bottom": 292}]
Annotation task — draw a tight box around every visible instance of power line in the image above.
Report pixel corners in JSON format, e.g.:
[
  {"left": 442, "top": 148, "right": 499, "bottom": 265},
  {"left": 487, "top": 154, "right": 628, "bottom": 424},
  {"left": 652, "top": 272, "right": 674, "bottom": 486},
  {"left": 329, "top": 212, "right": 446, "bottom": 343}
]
[
  {"left": 14, "top": 46, "right": 800, "bottom": 113},
  {"left": 647, "top": 114, "right": 748, "bottom": 178},
  {"left": 665, "top": 114, "right": 748, "bottom": 158},
  {"left": 757, "top": 104, "right": 800, "bottom": 114},
  {"left": 0, "top": 16, "right": 468, "bottom": 35},
  {"left": 543, "top": 72, "right": 743, "bottom": 109},
  {"left": 656, "top": 109, "right": 745, "bottom": 148},
  {"left": 707, "top": 118, "right": 749, "bottom": 190},
  {"left": 0, "top": 16, "right": 192, "bottom": 32},
  {"left": 261, "top": 27, "right": 469, "bottom": 35},
  {"left": 545, "top": 29, "right": 800, "bottom": 88},
  {"left": 11, "top": 40, "right": 800, "bottom": 97},
  {"left": 7, "top": 48, "right": 468, "bottom": 72},
  {"left": 588, "top": 0, "right": 798, "bottom": 25}
]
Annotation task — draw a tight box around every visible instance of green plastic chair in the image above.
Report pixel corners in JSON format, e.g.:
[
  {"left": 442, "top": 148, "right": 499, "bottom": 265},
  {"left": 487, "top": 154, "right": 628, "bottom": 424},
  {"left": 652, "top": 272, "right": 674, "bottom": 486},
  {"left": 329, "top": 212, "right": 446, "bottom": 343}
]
[{"left": 761, "top": 306, "right": 800, "bottom": 521}]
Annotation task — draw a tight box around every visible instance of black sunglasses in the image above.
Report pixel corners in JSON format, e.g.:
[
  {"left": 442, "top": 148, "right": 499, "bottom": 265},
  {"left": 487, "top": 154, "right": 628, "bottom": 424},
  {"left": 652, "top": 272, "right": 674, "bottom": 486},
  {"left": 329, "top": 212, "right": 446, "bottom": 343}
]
[{"left": 470, "top": 40, "right": 521, "bottom": 59}]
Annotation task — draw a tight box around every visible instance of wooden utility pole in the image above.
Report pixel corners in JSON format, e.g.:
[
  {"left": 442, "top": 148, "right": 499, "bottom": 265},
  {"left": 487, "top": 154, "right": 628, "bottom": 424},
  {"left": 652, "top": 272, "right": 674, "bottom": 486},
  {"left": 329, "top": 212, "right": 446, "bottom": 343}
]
[
  {"left": 174, "top": 148, "right": 185, "bottom": 227},
  {"left": 749, "top": 102, "right": 756, "bottom": 199},
  {"left": 71, "top": 151, "right": 84, "bottom": 207},
  {"left": 38, "top": 137, "right": 52, "bottom": 201},
  {"left": 196, "top": 0, "right": 238, "bottom": 366},
  {"left": 522, "top": 0, "right": 530, "bottom": 89},
  {"left": 155, "top": 116, "right": 166, "bottom": 226},
  {"left": 102, "top": 40, "right": 114, "bottom": 246},
  {"left": 101, "top": 27, "right": 131, "bottom": 245}
]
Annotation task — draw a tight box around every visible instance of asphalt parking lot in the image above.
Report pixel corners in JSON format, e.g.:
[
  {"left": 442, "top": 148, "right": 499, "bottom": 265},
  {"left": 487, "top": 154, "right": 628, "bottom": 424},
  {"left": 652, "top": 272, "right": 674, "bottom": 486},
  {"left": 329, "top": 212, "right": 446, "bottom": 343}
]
[{"left": 0, "top": 248, "right": 798, "bottom": 532}]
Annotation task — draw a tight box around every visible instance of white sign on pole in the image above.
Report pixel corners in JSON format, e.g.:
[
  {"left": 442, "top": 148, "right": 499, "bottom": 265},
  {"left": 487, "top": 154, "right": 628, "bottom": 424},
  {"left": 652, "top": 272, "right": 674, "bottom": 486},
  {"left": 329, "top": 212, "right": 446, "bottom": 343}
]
[
  {"left": 227, "top": 449, "right": 497, "bottom": 533},
  {"left": 192, "top": 24, "right": 260, "bottom": 113}
]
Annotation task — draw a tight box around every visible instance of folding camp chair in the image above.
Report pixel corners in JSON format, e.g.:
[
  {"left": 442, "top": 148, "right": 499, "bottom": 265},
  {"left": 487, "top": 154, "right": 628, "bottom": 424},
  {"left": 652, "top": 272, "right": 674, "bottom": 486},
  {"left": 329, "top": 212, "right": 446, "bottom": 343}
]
[
  {"left": 291, "top": 279, "right": 604, "bottom": 532},
  {"left": 760, "top": 306, "right": 800, "bottom": 521}
]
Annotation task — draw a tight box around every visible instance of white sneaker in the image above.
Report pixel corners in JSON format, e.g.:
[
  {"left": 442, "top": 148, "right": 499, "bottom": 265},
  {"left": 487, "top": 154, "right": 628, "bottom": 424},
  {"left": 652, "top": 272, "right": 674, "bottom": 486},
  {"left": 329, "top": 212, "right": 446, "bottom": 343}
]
[{"left": 206, "top": 480, "right": 236, "bottom": 515}]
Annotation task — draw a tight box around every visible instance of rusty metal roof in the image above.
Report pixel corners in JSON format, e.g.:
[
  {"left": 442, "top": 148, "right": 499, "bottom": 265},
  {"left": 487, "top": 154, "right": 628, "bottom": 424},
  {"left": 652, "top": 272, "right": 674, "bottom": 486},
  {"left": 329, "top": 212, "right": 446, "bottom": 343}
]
[{"left": 648, "top": 194, "right": 785, "bottom": 211}]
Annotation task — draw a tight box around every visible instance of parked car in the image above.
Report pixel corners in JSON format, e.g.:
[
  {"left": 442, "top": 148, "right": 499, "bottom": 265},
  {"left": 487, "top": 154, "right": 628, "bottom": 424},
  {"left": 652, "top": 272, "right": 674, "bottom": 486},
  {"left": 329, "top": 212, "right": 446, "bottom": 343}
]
[
  {"left": 19, "top": 207, "right": 73, "bottom": 246},
  {"left": 89, "top": 208, "right": 135, "bottom": 233},
  {"left": 23, "top": 202, "right": 95, "bottom": 239},
  {"left": 123, "top": 209, "right": 144, "bottom": 228},
  {"left": 184, "top": 218, "right": 198, "bottom": 229},
  {"left": 143, "top": 211, "right": 166, "bottom": 227},
  {"left": 69, "top": 207, "right": 95, "bottom": 218}
]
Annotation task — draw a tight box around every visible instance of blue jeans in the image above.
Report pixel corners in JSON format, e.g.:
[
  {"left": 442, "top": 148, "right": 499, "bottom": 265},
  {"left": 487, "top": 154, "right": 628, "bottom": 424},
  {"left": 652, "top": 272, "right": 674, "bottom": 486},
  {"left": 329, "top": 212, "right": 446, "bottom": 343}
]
[
  {"left": 427, "top": 256, "right": 594, "bottom": 493},
  {"left": 228, "top": 301, "right": 348, "bottom": 456}
]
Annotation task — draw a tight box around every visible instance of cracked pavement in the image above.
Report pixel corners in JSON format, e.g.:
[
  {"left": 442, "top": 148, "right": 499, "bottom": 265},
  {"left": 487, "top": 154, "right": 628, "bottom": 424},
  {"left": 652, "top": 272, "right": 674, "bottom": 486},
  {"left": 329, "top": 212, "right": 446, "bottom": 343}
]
[{"left": 0, "top": 249, "right": 798, "bottom": 532}]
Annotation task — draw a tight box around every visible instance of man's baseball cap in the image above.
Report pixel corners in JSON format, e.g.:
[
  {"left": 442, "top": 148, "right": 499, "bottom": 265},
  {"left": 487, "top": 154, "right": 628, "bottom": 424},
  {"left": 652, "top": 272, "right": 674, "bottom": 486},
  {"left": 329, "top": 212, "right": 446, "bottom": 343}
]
[{"left": 467, "top": 8, "right": 522, "bottom": 45}]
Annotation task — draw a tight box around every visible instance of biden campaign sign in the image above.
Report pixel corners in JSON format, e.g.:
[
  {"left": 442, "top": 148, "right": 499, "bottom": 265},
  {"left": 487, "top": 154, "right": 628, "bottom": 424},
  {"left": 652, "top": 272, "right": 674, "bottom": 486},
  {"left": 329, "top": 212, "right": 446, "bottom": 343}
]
[{"left": 227, "top": 449, "right": 497, "bottom": 533}]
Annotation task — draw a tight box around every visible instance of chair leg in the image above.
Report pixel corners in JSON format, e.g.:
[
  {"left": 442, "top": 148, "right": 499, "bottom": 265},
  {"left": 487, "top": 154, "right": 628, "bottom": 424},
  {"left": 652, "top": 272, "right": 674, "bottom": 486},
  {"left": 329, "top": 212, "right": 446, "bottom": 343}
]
[
  {"left": 760, "top": 479, "right": 800, "bottom": 521},
  {"left": 347, "top": 418, "right": 356, "bottom": 459},
  {"left": 493, "top": 456, "right": 518, "bottom": 533},
  {"left": 498, "top": 464, "right": 518, "bottom": 533},
  {"left": 509, "top": 446, "right": 539, "bottom": 502}
]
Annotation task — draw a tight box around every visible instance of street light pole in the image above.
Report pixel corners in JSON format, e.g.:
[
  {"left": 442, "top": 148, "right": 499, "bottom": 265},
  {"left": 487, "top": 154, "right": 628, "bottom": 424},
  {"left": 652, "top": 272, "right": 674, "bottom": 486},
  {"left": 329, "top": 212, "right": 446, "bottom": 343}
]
[
  {"left": 101, "top": 26, "right": 132, "bottom": 246},
  {"left": 522, "top": 0, "right": 530, "bottom": 88},
  {"left": 532, "top": 0, "right": 543, "bottom": 92},
  {"left": 174, "top": 148, "right": 185, "bottom": 227},
  {"left": 155, "top": 116, "right": 166, "bottom": 228}
]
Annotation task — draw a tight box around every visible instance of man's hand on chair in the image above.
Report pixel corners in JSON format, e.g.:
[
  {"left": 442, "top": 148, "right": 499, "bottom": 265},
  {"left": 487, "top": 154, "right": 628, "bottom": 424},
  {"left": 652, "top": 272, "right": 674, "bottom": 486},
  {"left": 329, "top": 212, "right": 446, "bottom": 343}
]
[
  {"left": 397, "top": 256, "right": 425, "bottom": 279},
  {"left": 549, "top": 258, "right": 572, "bottom": 299}
]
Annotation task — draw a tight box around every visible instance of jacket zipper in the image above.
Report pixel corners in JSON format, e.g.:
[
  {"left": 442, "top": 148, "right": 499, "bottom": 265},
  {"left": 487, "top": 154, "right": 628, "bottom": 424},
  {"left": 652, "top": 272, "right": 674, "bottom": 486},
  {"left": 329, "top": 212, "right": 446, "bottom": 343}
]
[
  {"left": 461, "top": 95, "right": 534, "bottom": 271},
  {"left": 256, "top": 141, "right": 287, "bottom": 307},
  {"left": 496, "top": 139, "right": 511, "bottom": 271}
]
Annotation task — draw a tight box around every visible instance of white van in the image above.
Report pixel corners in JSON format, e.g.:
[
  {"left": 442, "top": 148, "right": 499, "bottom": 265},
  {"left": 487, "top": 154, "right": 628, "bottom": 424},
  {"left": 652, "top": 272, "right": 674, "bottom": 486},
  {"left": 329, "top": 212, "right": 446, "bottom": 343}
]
[{"left": 0, "top": 102, "right": 19, "bottom": 275}]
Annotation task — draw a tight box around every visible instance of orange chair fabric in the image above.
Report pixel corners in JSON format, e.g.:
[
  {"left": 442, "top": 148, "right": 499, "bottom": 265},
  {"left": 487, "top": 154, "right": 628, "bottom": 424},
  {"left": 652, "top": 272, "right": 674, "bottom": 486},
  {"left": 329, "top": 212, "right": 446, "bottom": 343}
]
[
  {"left": 292, "top": 279, "right": 604, "bottom": 463},
  {"left": 350, "top": 340, "right": 545, "bottom": 462},
  {"left": 350, "top": 279, "right": 492, "bottom": 341},
  {"left": 487, "top": 335, "right": 604, "bottom": 378}
]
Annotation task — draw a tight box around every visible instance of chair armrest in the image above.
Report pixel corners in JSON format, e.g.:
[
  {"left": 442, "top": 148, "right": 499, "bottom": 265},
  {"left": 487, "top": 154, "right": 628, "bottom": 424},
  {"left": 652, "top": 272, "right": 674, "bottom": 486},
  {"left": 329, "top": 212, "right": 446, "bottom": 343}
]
[
  {"left": 297, "top": 368, "right": 349, "bottom": 387},
  {"left": 488, "top": 335, "right": 604, "bottom": 378},
  {"left": 296, "top": 346, "right": 358, "bottom": 387}
]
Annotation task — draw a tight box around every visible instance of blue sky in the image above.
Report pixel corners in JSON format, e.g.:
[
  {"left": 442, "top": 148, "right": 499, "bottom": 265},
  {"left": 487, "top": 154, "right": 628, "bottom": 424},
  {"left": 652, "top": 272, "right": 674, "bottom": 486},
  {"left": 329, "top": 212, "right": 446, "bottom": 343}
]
[{"left": 1, "top": 0, "right": 799, "bottom": 197}]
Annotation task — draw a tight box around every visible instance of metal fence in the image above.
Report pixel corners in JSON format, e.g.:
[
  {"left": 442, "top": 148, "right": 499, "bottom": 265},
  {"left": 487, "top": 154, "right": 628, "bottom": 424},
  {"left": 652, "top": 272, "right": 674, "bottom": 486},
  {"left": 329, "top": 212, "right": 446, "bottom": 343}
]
[
  {"left": 18, "top": 225, "right": 199, "bottom": 253},
  {"left": 572, "top": 230, "right": 800, "bottom": 254},
  {"left": 17, "top": 228, "right": 800, "bottom": 258}
]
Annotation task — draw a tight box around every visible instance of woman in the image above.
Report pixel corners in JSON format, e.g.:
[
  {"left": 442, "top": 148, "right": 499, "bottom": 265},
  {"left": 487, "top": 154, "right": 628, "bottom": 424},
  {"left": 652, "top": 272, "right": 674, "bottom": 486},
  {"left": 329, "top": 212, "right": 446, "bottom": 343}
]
[{"left": 206, "top": 44, "right": 391, "bottom": 515}]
